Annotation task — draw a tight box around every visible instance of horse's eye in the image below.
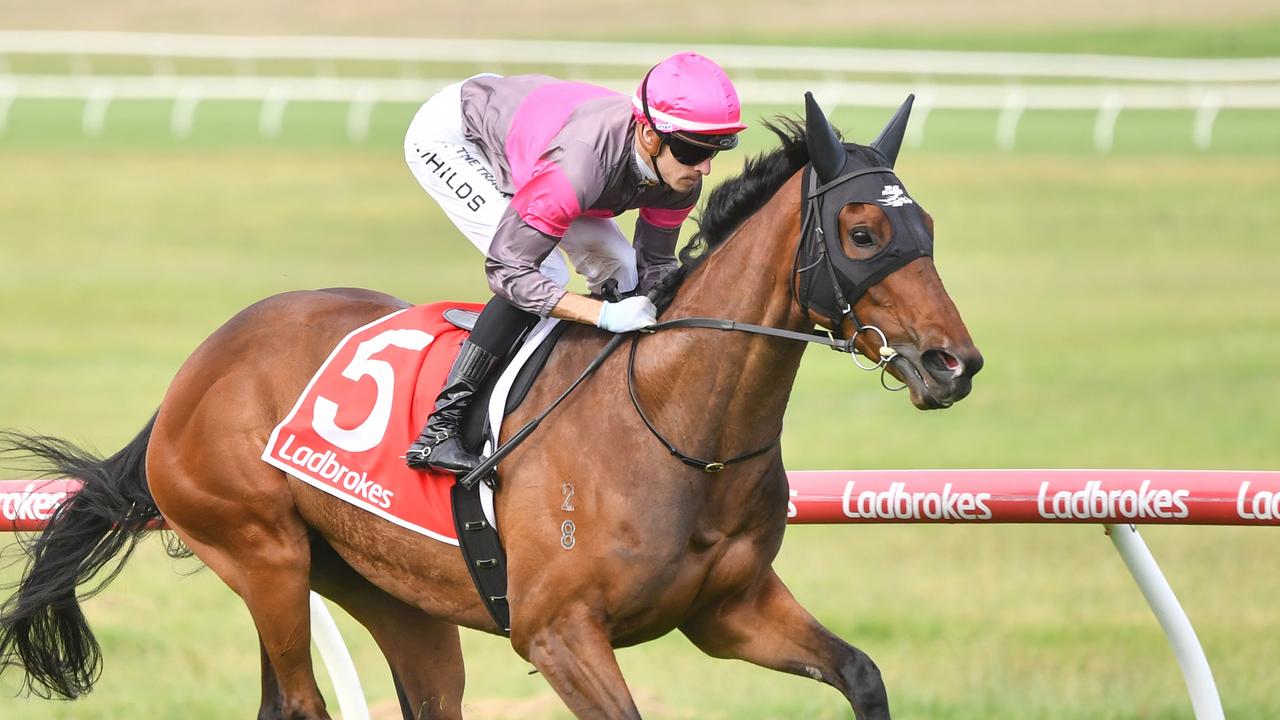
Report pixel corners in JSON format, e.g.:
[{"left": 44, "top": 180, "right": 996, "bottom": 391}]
[{"left": 850, "top": 228, "right": 875, "bottom": 248}]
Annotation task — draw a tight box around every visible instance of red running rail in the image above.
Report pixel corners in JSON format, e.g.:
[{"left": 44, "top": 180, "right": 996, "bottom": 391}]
[{"left": 5, "top": 469, "right": 1280, "bottom": 532}]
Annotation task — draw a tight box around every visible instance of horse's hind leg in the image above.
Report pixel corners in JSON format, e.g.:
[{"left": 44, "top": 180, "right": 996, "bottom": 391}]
[
  {"left": 169, "top": 502, "right": 329, "bottom": 718},
  {"left": 310, "top": 539, "right": 465, "bottom": 720},
  {"left": 149, "top": 445, "right": 331, "bottom": 718},
  {"left": 680, "top": 568, "right": 890, "bottom": 720}
]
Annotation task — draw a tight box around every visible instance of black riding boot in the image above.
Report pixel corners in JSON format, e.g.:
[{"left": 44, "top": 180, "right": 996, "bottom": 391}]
[
  {"left": 405, "top": 340, "right": 497, "bottom": 473},
  {"left": 405, "top": 296, "right": 538, "bottom": 474}
]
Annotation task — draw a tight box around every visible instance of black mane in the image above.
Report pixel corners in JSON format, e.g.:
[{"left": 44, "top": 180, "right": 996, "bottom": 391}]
[{"left": 653, "top": 117, "right": 811, "bottom": 308}]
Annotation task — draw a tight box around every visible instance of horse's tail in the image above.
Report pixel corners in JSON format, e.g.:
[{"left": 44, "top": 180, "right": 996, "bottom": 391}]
[{"left": 0, "top": 414, "right": 159, "bottom": 699}]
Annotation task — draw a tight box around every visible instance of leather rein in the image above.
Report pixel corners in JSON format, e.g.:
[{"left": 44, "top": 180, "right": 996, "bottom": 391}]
[{"left": 625, "top": 316, "right": 859, "bottom": 474}]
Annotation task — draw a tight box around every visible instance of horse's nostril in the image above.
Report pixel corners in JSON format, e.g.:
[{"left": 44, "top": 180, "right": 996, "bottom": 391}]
[{"left": 922, "top": 350, "right": 961, "bottom": 381}]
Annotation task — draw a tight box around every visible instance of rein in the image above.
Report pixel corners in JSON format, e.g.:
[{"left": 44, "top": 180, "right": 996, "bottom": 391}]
[
  {"left": 626, "top": 320, "right": 796, "bottom": 474},
  {"left": 457, "top": 331, "right": 630, "bottom": 489},
  {"left": 456, "top": 311, "right": 895, "bottom": 488},
  {"left": 625, "top": 309, "right": 911, "bottom": 473}
]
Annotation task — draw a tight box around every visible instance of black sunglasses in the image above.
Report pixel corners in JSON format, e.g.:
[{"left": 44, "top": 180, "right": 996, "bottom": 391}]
[{"left": 663, "top": 134, "right": 720, "bottom": 166}]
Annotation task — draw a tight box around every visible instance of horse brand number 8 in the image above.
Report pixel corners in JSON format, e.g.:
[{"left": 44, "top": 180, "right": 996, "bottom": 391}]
[{"left": 560, "top": 520, "right": 576, "bottom": 550}]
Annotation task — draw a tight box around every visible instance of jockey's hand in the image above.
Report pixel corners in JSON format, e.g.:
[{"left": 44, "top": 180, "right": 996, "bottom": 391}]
[{"left": 597, "top": 296, "right": 657, "bottom": 333}]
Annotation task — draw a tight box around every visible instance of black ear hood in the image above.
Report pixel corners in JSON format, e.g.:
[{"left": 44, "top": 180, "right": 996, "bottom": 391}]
[
  {"left": 869, "top": 94, "right": 914, "bottom": 168},
  {"left": 804, "top": 92, "right": 846, "bottom": 184}
]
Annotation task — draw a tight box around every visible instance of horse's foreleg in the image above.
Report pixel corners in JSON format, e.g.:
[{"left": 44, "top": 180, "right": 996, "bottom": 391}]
[
  {"left": 680, "top": 569, "right": 890, "bottom": 720},
  {"left": 310, "top": 539, "right": 465, "bottom": 720},
  {"left": 514, "top": 606, "right": 641, "bottom": 720}
]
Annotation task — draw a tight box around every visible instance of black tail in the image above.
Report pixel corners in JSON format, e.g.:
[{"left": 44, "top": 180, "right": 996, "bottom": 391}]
[{"left": 0, "top": 415, "right": 159, "bottom": 699}]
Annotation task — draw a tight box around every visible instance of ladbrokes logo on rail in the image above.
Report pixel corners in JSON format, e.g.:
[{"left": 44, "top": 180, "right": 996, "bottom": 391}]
[
  {"left": 1, "top": 482, "right": 68, "bottom": 523},
  {"left": 1037, "top": 480, "right": 1189, "bottom": 520},
  {"left": 842, "top": 481, "right": 993, "bottom": 521},
  {"left": 1236, "top": 481, "right": 1280, "bottom": 521}
]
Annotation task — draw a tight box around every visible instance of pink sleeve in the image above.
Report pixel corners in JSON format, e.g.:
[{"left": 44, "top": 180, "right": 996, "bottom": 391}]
[
  {"left": 639, "top": 204, "right": 694, "bottom": 230},
  {"left": 510, "top": 161, "right": 582, "bottom": 238}
]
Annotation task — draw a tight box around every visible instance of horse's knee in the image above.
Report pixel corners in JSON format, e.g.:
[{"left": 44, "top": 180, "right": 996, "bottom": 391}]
[{"left": 277, "top": 696, "right": 332, "bottom": 720}]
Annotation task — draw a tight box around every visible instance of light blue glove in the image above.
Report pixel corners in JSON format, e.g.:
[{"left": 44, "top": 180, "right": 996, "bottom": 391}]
[{"left": 597, "top": 296, "right": 658, "bottom": 333}]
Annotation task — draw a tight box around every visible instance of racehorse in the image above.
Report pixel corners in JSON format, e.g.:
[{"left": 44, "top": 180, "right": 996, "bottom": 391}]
[{"left": 0, "top": 95, "right": 981, "bottom": 719}]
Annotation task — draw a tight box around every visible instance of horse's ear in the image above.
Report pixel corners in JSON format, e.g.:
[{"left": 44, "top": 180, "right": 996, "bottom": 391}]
[
  {"left": 804, "top": 92, "right": 845, "bottom": 184},
  {"left": 870, "top": 94, "right": 914, "bottom": 168}
]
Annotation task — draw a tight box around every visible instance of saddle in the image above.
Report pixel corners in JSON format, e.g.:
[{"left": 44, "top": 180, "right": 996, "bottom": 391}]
[{"left": 440, "top": 308, "right": 572, "bottom": 459}]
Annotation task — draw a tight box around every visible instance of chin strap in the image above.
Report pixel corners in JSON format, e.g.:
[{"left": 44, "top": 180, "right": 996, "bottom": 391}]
[
  {"left": 638, "top": 65, "right": 670, "bottom": 189},
  {"left": 651, "top": 156, "right": 667, "bottom": 187},
  {"left": 648, "top": 142, "right": 669, "bottom": 188}
]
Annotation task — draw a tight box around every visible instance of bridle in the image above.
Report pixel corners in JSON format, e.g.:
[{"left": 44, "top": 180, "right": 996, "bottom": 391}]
[{"left": 624, "top": 157, "right": 934, "bottom": 472}]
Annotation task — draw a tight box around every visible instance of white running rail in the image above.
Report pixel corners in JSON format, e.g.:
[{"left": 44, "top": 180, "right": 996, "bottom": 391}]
[
  {"left": 1, "top": 32, "right": 1277, "bottom": 150},
  {"left": 4, "top": 31, "right": 1280, "bottom": 83}
]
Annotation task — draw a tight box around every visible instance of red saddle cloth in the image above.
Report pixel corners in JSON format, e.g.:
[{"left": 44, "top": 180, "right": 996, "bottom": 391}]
[{"left": 261, "top": 301, "right": 483, "bottom": 545}]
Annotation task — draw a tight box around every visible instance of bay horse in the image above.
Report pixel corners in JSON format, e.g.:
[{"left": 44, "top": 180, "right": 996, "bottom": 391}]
[{"left": 0, "top": 95, "right": 981, "bottom": 719}]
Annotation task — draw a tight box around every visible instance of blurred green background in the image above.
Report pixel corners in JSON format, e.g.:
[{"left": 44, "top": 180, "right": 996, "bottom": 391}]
[{"left": 2, "top": 3, "right": 1279, "bottom": 719}]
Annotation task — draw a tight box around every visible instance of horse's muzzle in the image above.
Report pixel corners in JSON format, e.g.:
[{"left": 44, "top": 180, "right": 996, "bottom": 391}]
[{"left": 888, "top": 345, "right": 983, "bottom": 409}]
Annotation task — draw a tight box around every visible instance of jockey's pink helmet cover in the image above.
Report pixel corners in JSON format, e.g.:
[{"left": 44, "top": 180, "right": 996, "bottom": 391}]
[{"left": 633, "top": 52, "right": 748, "bottom": 135}]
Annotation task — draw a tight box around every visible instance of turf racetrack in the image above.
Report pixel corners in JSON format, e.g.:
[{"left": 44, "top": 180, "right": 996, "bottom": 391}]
[{"left": 3, "top": 12, "right": 1279, "bottom": 719}]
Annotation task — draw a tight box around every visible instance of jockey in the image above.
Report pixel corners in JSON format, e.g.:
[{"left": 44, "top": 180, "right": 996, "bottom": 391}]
[{"left": 403, "top": 52, "right": 747, "bottom": 475}]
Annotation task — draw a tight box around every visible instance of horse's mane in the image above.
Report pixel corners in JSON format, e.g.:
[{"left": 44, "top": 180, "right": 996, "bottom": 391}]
[{"left": 653, "top": 117, "right": 812, "bottom": 308}]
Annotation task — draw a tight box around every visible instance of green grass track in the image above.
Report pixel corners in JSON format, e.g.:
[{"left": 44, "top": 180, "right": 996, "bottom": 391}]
[{"left": 2, "top": 65, "right": 1279, "bottom": 719}]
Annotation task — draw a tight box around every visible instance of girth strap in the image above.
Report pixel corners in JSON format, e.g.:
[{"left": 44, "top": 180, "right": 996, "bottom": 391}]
[{"left": 451, "top": 480, "right": 510, "bottom": 634}]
